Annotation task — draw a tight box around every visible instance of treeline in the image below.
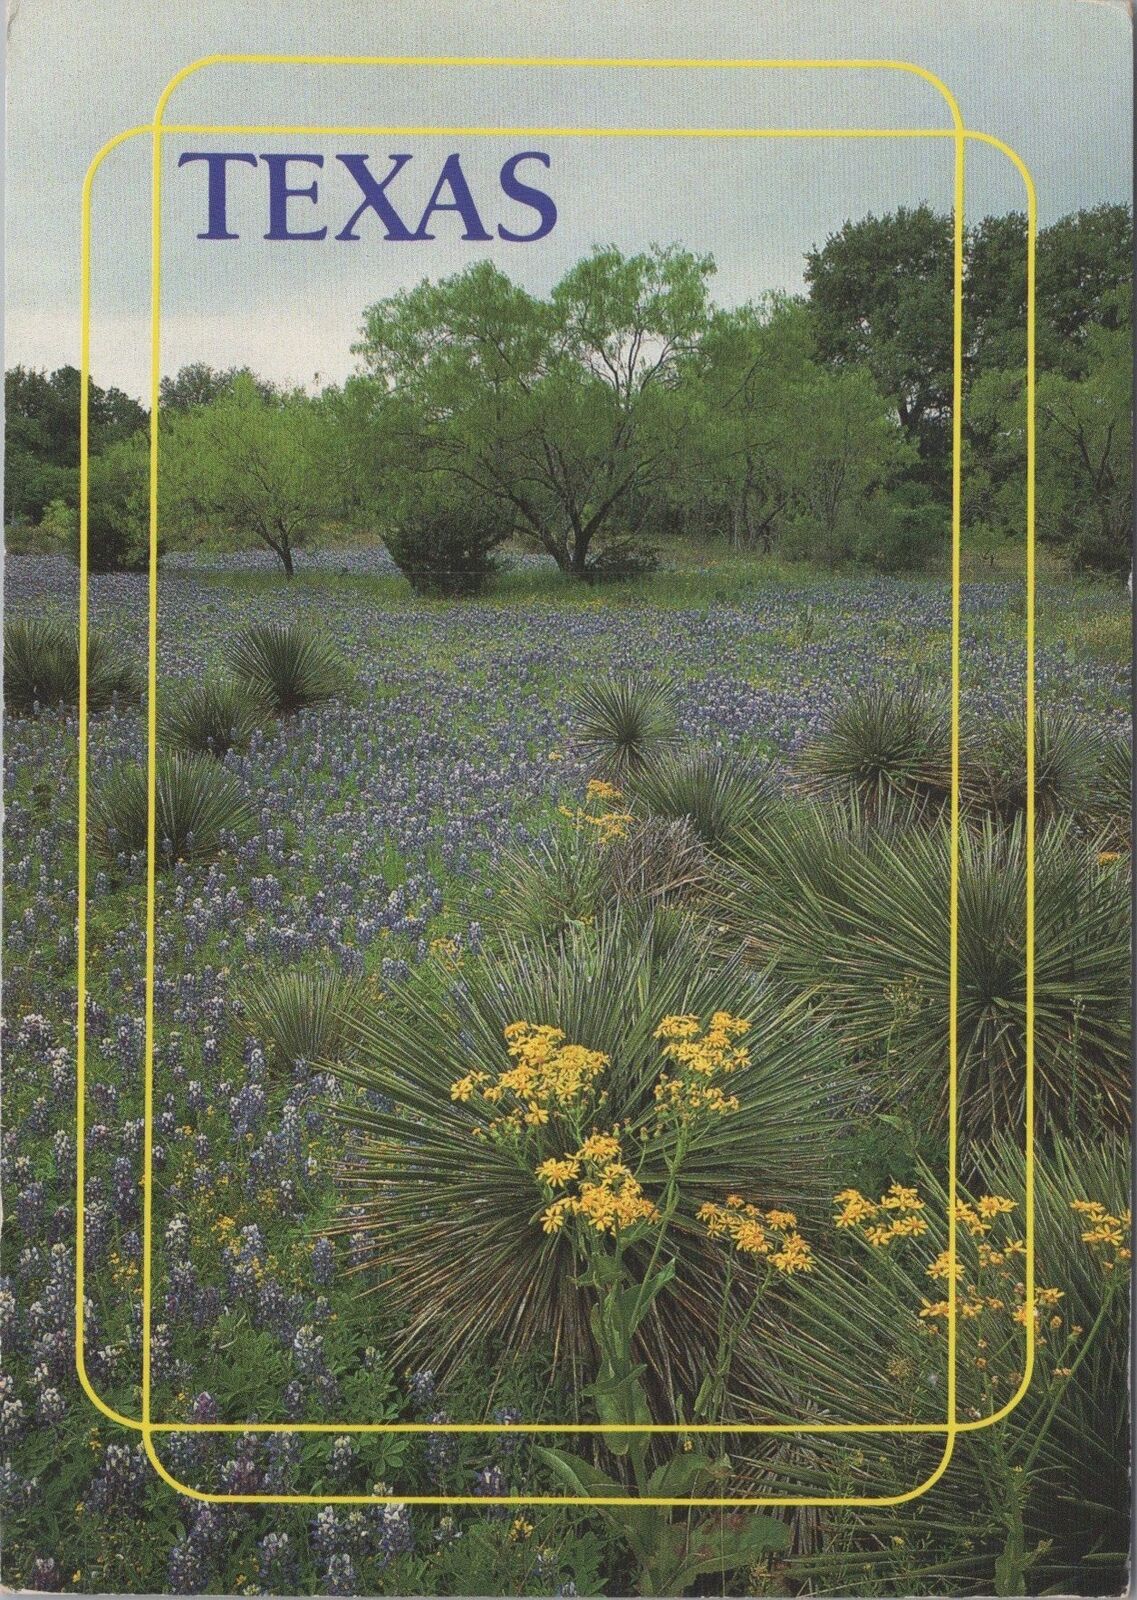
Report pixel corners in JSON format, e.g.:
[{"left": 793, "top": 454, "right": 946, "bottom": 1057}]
[{"left": 5, "top": 202, "right": 1130, "bottom": 585}]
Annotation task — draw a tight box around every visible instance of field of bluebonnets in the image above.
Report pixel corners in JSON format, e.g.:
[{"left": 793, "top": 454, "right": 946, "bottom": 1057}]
[{"left": 2, "top": 542, "right": 1131, "bottom": 1597}]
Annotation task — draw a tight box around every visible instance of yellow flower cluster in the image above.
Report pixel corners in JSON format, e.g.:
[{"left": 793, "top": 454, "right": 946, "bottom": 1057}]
[
  {"left": 559, "top": 779, "right": 634, "bottom": 842},
  {"left": 698, "top": 1194, "right": 814, "bottom": 1274},
  {"left": 538, "top": 1127, "right": 660, "bottom": 1237},
  {"left": 450, "top": 1022, "right": 609, "bottom": 1136},
  {"left": 952, "top": 1195, "right": 1017, "bottom": 1237},
  {"left": 834, "top": 1183, "right": 929, "bottom": 1245},
  {"left": 651, "top": 1012, "right": 750, "bottom": 1125},
  {"left": 1071, "top": 1199, "right": 1132, "bottom": 1270}
]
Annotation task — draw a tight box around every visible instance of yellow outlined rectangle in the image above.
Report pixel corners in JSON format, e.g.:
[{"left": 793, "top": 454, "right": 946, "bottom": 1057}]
[{"left": 75, "top": 54, "right": 1037, "bottom": 1508}]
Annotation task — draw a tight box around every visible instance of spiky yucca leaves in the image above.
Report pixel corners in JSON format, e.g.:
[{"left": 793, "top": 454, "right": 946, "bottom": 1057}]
[
  {"left": 241, "top": 968, "right": 368, "bottom": 1073},
  {"left": 796, "top": 682, "right": 954, "bottom": 816},
  {"left": 568, "top": 675, "right": 680, "bottom": 779},
  {"left": 159, "top": 675, "right": 270, "bottom": 758},
  {"left": 90, "top": 753, "right": 255, "bottom": 866},
  {"left": 487, "top": 818, "right": 708, "bottom": 947},
  {"left": 1091, "top": 729, "right": 1131, "bottom": 849},
  {"left": 737, "top": 1133, "right": 1129, "bottom": 1596},
  {"left": 486, "top": 832, "right": 607, "bottom": 945},
  {"left": 4, "top": 617, "right": 143, "bottom": 713},
  {"left": 596, "top": 815, "right": 709, "bottom": 907},
  {"left": 627, "top": 748, "right": 779, "bottom": 849},
  {"left": 223, "top": 621, "right": 345, "bottom": 714},
  {"left": 973, "top": 707, "right": 1102, "bottom": 827},
  {"left": 719, "top": 806, "right": 1130, "bottom": 1135},
  {"left": 330, "top": 915, "right": 855, "bottom": 1405}
]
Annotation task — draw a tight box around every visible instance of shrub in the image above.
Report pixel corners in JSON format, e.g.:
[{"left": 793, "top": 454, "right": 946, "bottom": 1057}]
[
  {"left": 796, "top": 682, "right": 954, "bottom": 816},
  {"left": 719, "top": 807, "right": 1131, "bottom": 1136},
  {"left": 486, "top": 832, "right": 606, "bottom": 945},
  {"left": 158, "top": 676, "right": 269, "bottom": 758},
  {"left": 76, "top": 438, "right": 151, "bottom": 572},
  {"left": 973, "top": 706, "right": 1103, "bottom": 826},
  {"left": 330, "top": 914, "right": 856, "bottom": 1397},
  {"left": 223, "top": 622, "right": 344, "bottom": 713},
  {"left": 583, "top": 536, "right": 661, "bottom": 583},
  {"left": 568, "top": 675, "right": 680, "bottom": 779},
  {"left": 596, "top": 815, "right": 710, "bottom": 907},
  {"left": 4, "top": 617, "right": 143, "bottom": 714},
  {"left": 751, "top": 1132, "right": 1129, "bottom": 1595},
  {"left": 488, "top": 817, "right": 708, "bottom": 948},
  {"left": 240, "top": 967, "right": 368, "bottom": 1073},
  {"left": 1093, "top": 729, "right": 1131, "bottom": 847},
  {"left": 90, "top": 753, "right": 254, "bottom": 866},
  {"left": 385, "top": 499, "right": 508, "bottom": 597},
  {"left": 628, "top": 748, "right": 779, "bottom": 848}
]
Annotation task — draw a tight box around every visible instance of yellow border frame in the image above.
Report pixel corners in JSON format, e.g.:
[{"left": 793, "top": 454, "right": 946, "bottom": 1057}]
[{"left": 74, "top": 54, "right": 1037, "bottom": 1509}]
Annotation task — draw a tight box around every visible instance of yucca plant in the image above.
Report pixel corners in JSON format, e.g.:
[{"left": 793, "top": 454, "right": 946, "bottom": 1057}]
[
  {"left": 240, "top": 967, "right": 368, "bottom": 1073},
  {"left": 568, "top": 675, "right": 680, "bottom": 779},
  {"left": 973, "top": 706, "right": 1102, "bottom": 827},
  {"left": 329, "top": 913, "right": 857, "bottom": 1402},
  {"left": 596, "top": 814, "right": 710, "bottom": 907},
  {"left": 796, "top": 682, "right": 955, "bottom": 817},
  {"left": 222, "top": 621, "right": 345, "bottom": 714},
  {"left": 627, "top": 747, "right": 779, "bottom": 849},
  {"left": 737, "top": 1132, "right": 1129, "bottom": 1597},
  {"left": 487, "top": 818, "right": 709, "bottom": 949},
  {"left": 718, "top": 806, "right": 1130, "bottom": 1136},
  {"left": 485, "top": 831, "right": 607, "bottom": 945},
  {"left": 5, "top": 616, "right": 143, "bottom": 713},
  {"left": 158, "top": 675, "right": 270, "bottom": 758},
  {"left": 89, "top": 753, "right": 255, "bottom": 866},
  {"left": 1090, "top": 728, "right": 1131, "bottom": 849}
]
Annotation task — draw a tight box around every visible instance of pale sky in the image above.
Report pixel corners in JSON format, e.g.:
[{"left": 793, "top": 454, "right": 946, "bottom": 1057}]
[{"left": 4, "top": 0, "right": 1132, "bottom": 401}]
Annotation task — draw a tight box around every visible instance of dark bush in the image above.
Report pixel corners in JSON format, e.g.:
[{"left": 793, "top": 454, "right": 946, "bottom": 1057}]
[
  {"left": 5, "top": 617, "right": 143, "bottom": 714},
  {"left": 158, "top": 676, "right": 270, "bottom": 758},
  {"left": 90, "top": 753, "right": 255, "bottom": 866},
  {"left": 223, "top": 622, "right": 345, "bottom": 714},
  {"left": 385, "top": 501, "right": 508, "bottom": 597}
]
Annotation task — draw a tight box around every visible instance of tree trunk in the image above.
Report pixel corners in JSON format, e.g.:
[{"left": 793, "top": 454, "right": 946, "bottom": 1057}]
[{"left": 280, "top": 543, "right": 294, "bottom": 578}]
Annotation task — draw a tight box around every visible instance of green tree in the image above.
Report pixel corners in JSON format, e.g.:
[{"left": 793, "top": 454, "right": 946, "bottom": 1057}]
[
  {"left": 352, "top": 245, "right": 714, "bottom": 577},
  {"left": 968, "top": 325, "right": 1132, "bottom": 576},
  {"left": 158, "top": 362, "right": 279, "bottom": 413},
  {"left": 160, "top": 376, "right": 328, "bottom": 576},
  {"left": 76, "top": 432, "right": 152, "bottom": 572},
  {"left": 804, "top": 205, "right": 954, "bottom": 483},
  {"left": 4, "top": 364, "right": 146, "bottom": 523}
]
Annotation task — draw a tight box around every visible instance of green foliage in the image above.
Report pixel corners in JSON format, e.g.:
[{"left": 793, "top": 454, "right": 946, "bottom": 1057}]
[
  {"left": 90, "top": 752, "right": 254, "bottom": 866},
  {"left": 488, "top": 818, "right": 709, "bottom": 947},
  {"left": 223, "top": 621, "right": 345, "bottom": 713},
  {"left": 329, "top": 914, "right": 855, "bottom": 1394},
  {"left": 4, "top": 616, "right": 142, "bottom": 713},
  {"left": 796, "top": 683, "right": 954, "bottom": 816},
  {"left": 569, "top": 675, "right": 680, "bottom": 779},
  {"left": 159, "top": 375, "right": 330, "bottom": 576},
  {"left": 37, "top": 497, "right": 76, "bottom": 548},
  {"left": 749, "top": 1132, "right": 1129, "bottom": 1597},
  {"left": 157, "top": 675, "right": 270, "bottom": 758},
  {"left": 240, "top": 966, "right": 368, "bottom": 1073},
  {"left": 384, "top": 492, "right": 510, "bottom": 597},
  {"left": 1094, "top": 729, "right": 1131, "bottom": 846},
  {"left": 805, "top": 204, "right": 955, "bottom": 485},
  {"left": 4, "top": 363, "right": 146, "bottom": 524},
  {"left": 719, "top": 807, "right": 1131, "bottom": 1136},
  {"left": 78, "top": 433, "right": 152, "bottom": 572},
  {"left": 628, "top": 747, "right": 779, "bottom": 847},
  {"left": 352, "top": 245, "right": 715, "bottom": 577},
  {"left": 973, "top": 707, "right": 1104, "bottom": 826},
  {"left": 487, "top": 831, "right": 608, "bottom": 944}
]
